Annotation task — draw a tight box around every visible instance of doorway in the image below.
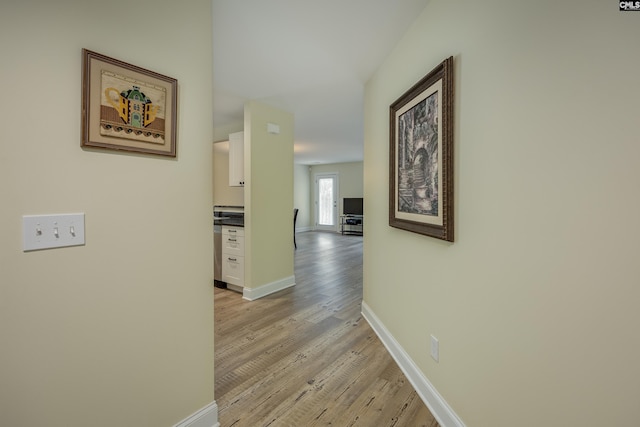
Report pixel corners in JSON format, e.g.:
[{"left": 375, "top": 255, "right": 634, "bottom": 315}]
[{"left": 314, "top": 173, "right": 338, "bottom": 232}]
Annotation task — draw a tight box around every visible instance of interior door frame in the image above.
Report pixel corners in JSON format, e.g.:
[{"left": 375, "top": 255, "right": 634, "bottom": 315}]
[{"left": 314, "top": 172, "right": 339, "bottom": 232}]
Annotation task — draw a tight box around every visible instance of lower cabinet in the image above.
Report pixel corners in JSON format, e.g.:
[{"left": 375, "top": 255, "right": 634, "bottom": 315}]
[{"left": 222, "top": 226, "right": 244, "bottom": 286}]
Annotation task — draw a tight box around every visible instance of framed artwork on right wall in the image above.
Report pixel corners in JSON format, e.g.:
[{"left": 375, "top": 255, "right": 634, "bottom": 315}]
[{"left": 389, "top": 56, "right": 454, "bottom": 242}]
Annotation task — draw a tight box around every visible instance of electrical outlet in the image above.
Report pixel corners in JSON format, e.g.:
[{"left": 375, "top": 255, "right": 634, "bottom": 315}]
[{"left": 430, "top": 335, "right": 439, "bottom": 362}]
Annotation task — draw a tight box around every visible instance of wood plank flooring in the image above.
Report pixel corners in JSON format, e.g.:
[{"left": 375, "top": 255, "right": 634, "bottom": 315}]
[{"left": 214, "top": 231, "right": 439, "bottom": 427}]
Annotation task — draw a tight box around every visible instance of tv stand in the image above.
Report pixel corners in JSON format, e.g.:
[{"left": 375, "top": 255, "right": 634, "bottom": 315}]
[{"left": 340, "top": 215, "right": 363, "bottom": 236}]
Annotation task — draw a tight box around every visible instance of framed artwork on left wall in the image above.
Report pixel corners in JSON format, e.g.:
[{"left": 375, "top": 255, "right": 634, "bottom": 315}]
[{"left": 81, "top": 49, "right": 178, "bottom": 157}]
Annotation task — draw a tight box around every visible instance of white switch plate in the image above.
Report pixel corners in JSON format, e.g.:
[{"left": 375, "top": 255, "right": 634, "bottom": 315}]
[
  {"left": 23, "top": 213, "right": 85, "bottom": 251},
  {"left": 430, "top": 334, "right": 439, "bottom": 362},
  {"left": 267, "top": 122, "right": 280, "bottom": 134}
]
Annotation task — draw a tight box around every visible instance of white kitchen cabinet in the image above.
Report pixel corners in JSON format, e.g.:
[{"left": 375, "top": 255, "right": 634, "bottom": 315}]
[
  {"left": 222, "top": 226, "right": 244, "bottom": 286},
  {"left": 228, "top": 131, "right": 244, "bottom": 186}
]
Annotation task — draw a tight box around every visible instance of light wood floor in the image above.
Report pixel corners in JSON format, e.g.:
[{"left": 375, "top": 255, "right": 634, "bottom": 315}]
[{"left": 214, "top": 231, "right": 439, "bottom": 427}]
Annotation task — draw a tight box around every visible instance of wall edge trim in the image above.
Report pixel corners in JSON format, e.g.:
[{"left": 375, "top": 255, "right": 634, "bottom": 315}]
[
  {"left": 361, "top": 302, "right": 465, "bottom": 427},
  {"left": 172, "top": 401, "right": 219, "bottom": 427},
  {"left": 243, "top": 275, "right": 295, "bottom": 301}
]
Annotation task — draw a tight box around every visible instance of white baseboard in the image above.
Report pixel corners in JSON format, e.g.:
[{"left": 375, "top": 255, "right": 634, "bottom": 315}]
[
  {"left": 243, "top": 275, "right": 295, "bottom": 301},
  {"left": 361, "top": 302, "right": 465, "bottom": 427},
  {"left": 227, "top": 283, "right": 243, "bottom": 293},
  {"left": 173, "top": 401, "right": 219, "bottom": 427},
  {"left": 295, "top": 226, "right": 313, "bottom": 232}
]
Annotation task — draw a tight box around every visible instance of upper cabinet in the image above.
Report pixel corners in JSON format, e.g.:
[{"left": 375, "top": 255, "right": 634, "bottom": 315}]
[{"left": 229, "top": 131, "right": 244, "bottom": 186}]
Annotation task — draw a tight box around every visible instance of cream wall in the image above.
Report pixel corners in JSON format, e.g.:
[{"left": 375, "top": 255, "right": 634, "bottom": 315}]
[
  {"left": 244, "top": 101, "right": 294, "bottom": 288},
  {"left": 0, "top": 1, "right": 215, "bottom": 426},
  {"left": 294, "top": 164, "right": 312, "bottom": 230},
  {"left": 364, "top": 1, "right": 640, "bottom": 426},
  {"left": 213, "top": 121, "right": 243, "bottom": 143}
]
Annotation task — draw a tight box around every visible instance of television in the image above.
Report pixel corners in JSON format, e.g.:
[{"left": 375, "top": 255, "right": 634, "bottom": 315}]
[{"left": 343, "top": 198, "right": 363, "bottom": 216}]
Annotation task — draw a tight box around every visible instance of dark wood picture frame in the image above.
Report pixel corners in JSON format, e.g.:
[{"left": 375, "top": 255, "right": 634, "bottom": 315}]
[
  {"left": 81, "top": 49, "right": 178, "bottom": 157},
  {"left": 389, "top": 56, "right": 454, "bottom": 241}
]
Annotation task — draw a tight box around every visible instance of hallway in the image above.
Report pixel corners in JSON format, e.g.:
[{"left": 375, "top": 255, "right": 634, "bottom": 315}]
[{"left": 214, "top": 231, "right": 438, "bottom": 426}]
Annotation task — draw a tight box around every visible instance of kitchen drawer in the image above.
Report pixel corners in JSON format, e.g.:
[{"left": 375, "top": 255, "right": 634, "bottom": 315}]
[
  {"left": 222, "top": 254, "right": 244, "bottom": 286},
  {"left": 222, "top": 234, "right": 244, "bottom": 256},
  {"left": 222, "top": 226, "right": 244, "bottom": 237}
]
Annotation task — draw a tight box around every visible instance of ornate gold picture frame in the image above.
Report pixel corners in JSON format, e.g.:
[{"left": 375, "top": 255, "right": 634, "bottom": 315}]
[{"left": 81, "top": 49, "right": 177, "bottom": 157}]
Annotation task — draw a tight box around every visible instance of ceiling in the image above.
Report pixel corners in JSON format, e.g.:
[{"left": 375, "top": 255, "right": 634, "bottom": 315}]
[{"left": 212, "top": 0, "right": 429, "bottom": 165}]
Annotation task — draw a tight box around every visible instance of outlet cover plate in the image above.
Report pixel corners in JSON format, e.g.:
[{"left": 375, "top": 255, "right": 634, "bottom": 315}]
[{"left": 430, "top": 334, "right": 439, "bottom": 362}]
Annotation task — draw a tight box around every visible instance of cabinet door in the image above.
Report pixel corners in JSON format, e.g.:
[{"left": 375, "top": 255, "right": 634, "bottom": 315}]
[
  {"left": 228, "top": 131, "right": 244, "bottom": 186},
  {"left": 222, "top": 255, "right": 244, "bottom": 285}
]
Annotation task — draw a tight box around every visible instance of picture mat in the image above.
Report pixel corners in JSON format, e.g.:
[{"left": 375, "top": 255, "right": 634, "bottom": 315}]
[
  {"left": 86, "top": 55, "right": 175, "bottom": 155},
  {"left": 394, "top": 79, "right": 443, "bottom": 226}
]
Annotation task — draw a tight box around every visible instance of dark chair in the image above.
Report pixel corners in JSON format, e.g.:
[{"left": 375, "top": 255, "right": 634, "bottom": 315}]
[{"left": 293, "top": 208, "right": 299, "bottom": 249}]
